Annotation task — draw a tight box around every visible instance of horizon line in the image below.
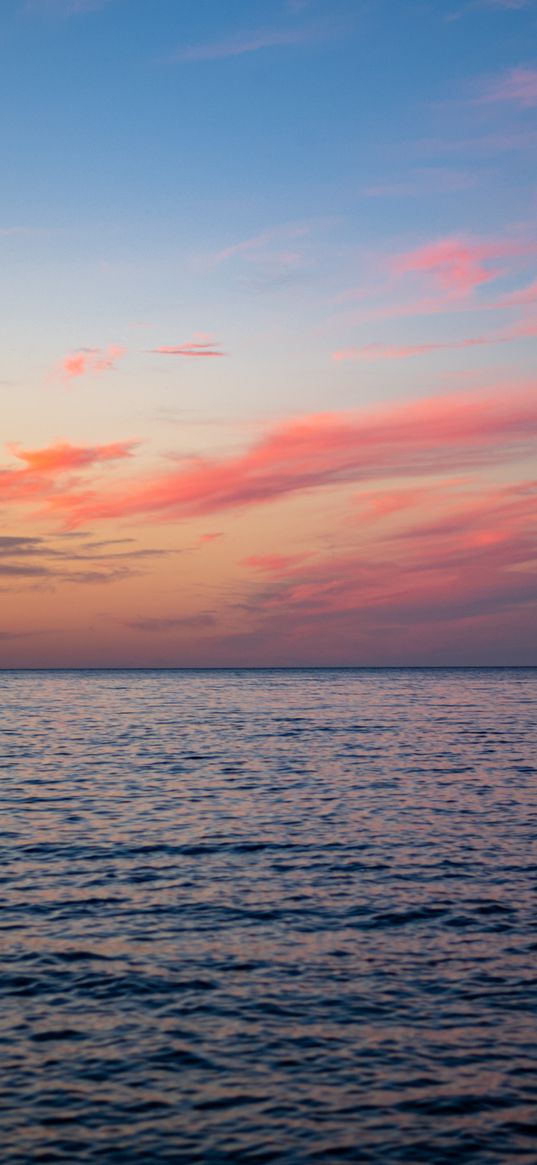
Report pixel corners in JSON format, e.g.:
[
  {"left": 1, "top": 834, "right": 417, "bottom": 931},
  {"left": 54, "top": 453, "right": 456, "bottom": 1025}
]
[{"left": 0, "top": 664, "right": 535, "bottom": 672}]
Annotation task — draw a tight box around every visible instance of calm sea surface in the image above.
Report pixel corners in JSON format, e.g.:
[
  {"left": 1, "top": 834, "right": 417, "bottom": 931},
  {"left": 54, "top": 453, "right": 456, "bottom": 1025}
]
[{"left": 1, "top": 668, "right": 536, "bottom": 1164}]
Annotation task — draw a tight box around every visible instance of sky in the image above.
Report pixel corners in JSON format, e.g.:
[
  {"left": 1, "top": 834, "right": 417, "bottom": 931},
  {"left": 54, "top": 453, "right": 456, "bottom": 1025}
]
[{"left": 1, "top": 0, "right": 536, "bottom": 666}]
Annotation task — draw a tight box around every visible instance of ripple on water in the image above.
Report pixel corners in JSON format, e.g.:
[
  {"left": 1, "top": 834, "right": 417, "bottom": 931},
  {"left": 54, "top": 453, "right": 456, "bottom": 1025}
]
[{"left": 0, "top": 667, "right": 536, "bottom": 1164}]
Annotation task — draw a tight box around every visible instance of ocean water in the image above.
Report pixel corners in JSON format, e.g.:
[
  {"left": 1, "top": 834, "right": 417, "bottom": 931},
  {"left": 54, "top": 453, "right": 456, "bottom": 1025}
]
[{"left": 1, "top": 667, "right": 536, "bottom": 1165}]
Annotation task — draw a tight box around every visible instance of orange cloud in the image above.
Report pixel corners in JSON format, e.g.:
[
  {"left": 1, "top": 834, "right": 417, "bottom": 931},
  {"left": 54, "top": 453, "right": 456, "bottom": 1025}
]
[
  {"left": 62, "top": 344, "right": 124, "bottom": 380},
  {"left": 9, "top": 441, "right": 136, "bottom": 473},
  {"left": 1, "top": 440, "right": 136, "bottom": 503},
  {"left": 38, "top": 386, "right": 537, "bottom": 527}
]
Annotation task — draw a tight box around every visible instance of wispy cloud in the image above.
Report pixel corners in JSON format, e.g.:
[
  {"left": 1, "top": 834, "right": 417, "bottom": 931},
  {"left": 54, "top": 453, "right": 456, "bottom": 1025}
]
[
  {"left": 416, "top": 128, "right": 537, "bottom": 157},
  {"left": 1, "top": 440, "right": 136, "bottom": 504},
  {"left": 365, "top": 169, "right": 477, "bottom": 198},
  {"left": 475, "top": 66, "right": 537, "bottom": 107},
  {"left": 195, "top": 224, "right": 312, "bottom": 291},
  {"left": 231, "top": 477, "right": 537, "bottom": 664},
  {"left": 62, "top": 344, "right": 124, "bottom": 381},
  {"left": 0, "top": 527, "right": 167, "bottom": 591},
  {"left": 204, "top": 223, "right": 310, "bottom": 269},
  {"left": 238, "top": 250, "right": 309, "bottom": 292},
  {"left": 8, "top": 440, "right": 136, "bottom": 474},
  {"left": 332, "top": 314, "right": 537, "bottom": 361},
  {"left": 35, "top": 386, "right": 537, "bottom": 527},
  {"left": 152, "top": 338, "right": 226, "bottom": 358},
  {"left": 241, "top": 553, "right": 312, "bottom": 576},
  {"left": 335, "top": 232, "right": 534, "bottom": 329},
  {"left": 0, "top": 226, "right": 29, "bottom": 237},
  {"left": 498, "top": 278, "right": 537, "bottom": 306},
  {"left": 247, "top": 485, "right": 537, "bottom": 635},
  {"left": 391, "top": 236, "right": 519, "bottom": 296},
  {"left": 124, "top": 614, "right": 216, "bottom": 633},
  {"left": 172, "top": 26, "right": 315, "bottom": 63}
]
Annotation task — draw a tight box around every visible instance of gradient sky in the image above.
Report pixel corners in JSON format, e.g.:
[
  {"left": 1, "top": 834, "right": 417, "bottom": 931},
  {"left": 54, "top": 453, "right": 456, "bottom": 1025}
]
[{"left": 1, "top": 0, "right": 536, "bottom": 665}]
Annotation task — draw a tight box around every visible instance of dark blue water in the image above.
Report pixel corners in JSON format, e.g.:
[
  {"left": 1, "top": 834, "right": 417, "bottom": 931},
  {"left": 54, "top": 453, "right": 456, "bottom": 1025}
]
[{"left": 1, "top": 668, "right": 536, "bottom": 1164}]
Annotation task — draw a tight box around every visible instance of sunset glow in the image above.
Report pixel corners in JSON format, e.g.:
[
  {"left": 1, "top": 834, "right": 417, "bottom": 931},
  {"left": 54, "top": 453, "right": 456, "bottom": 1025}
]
[{"left": 1, "top": 0, "right": 536, "bottom": 665}]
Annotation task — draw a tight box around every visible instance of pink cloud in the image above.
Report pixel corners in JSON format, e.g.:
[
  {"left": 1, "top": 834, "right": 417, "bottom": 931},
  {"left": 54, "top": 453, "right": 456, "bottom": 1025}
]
[
  {"left": 391, "top": 236, "right": 517, "bottom": 297},
  {"left": 337, "top": 265, "right": 537, "bottom": 331},
  {"left": 334, "top": 234, "right": 535, "bottom": 334},
  {"left": 36, "top": 386, "right": 537, "bottom": 528},
  {"left": 199, "top": 531, "right": 224, "bottom": 544},
  {"left": 477, "top": 66, "right": 537, "bottom": 108},
  {"left": 152, "top": 341, "right": 225, "bottom": 358},
  {"left": 497, "top": 278, "right": 537, "bottom": 307},
  {"left": 240, "top": 480, "right": 537, "bottom": 643},
  {"left": 333, "top": 344, "right": 429, "bottom": 361},
  {"left": 62, "top": 344, "right": 124, "bottom": 380},
  {"left": 350, "top": 482, "right": 457, "bottom": 523},
  {"left": 392, "top": 481, "right": 537, "bottom": 554}
]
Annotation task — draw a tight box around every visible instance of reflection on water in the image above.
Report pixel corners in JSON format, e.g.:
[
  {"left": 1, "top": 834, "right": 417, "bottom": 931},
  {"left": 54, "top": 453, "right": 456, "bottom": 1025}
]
[{"left": 1, "top": 667, "right": 536, "bottom": 1163}]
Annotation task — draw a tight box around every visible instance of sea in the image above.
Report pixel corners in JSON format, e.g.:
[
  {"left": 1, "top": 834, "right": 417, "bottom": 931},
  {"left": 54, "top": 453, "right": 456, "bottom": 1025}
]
[{"left": 1, "top": 667, "right": 536, "bottom": 1164}]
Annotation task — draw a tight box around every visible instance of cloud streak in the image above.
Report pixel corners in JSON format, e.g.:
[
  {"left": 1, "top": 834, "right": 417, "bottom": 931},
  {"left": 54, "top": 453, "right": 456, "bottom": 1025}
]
[
  {"left": 124, "top": 614, "right": 216, "bottom": 633},
  {"left": 0, "top": 529, "right": 174, "bottom": 594},
  {"left": 199, "top": 223, "right": 310, "bottom": 271},
  {"left": 173, "top": 26, "right": 314, "bottom": 63},
  {"left": 235, "top": 479, "right": 537, "bottom": 660},
  {"left": 332, "top": 314, "right": 537, "bottom": 361},
  {"left": 152, "top": 340, "right": 225, "bottom": 358},
  {"left": 365, "top": 169, "right": 477, "bottom": 198},
  {"left": 34, "top": 386, "right": 537, "bottom": 527},
  {"left": 476, "top": 66, "right": 537, "bottom": 107},
  {"left": 498, "top": 278, "right": 537, "bottom": 307}
]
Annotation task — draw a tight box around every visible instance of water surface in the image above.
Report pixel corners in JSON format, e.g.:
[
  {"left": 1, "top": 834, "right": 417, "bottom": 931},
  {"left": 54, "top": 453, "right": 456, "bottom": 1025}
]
[{"left": 1, "top": 668, "right": 536, "bottom": 1163}]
